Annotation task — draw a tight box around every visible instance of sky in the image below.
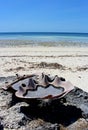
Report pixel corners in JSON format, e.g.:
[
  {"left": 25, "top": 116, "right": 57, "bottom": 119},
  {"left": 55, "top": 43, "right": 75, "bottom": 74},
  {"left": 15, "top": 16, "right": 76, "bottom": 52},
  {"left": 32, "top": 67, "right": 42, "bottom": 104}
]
[{"left": 0, "top": 0, "right": 88, "bottom": 32}]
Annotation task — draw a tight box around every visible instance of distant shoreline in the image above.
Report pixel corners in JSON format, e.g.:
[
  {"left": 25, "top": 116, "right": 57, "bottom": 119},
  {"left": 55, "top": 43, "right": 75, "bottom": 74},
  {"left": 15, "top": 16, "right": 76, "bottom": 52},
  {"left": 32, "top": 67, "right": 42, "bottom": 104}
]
[
  {"left": 0, "top": 32, "right": 88, "bottom": 46},
  {"left": 0, "top": 39, "right": 88, "bottom": 47}
]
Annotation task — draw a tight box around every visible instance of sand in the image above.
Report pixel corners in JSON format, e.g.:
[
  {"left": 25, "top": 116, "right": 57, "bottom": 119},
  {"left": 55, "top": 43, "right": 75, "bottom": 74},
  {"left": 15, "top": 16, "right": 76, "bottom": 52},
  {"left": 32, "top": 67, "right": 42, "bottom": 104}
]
[{"left": 0, "top": 46, "right": 88, "bottom": 92}]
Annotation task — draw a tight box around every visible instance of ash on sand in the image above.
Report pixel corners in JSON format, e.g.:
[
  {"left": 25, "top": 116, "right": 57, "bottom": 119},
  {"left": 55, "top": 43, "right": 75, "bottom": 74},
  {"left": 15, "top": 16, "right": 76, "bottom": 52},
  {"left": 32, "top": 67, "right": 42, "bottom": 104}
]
[{"left": 0, "top": 76, "right": 88, "bottom": 130}]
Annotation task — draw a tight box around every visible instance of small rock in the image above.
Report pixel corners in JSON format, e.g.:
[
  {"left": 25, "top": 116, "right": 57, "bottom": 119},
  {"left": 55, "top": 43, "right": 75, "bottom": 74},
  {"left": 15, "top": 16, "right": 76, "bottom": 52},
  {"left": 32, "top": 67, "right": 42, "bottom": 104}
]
[
  {"left": 67, "top": 118, "right": 88, "bottom": 130},
  {"left": 26, "top": 119, "right": 59, "bottom": 130}
]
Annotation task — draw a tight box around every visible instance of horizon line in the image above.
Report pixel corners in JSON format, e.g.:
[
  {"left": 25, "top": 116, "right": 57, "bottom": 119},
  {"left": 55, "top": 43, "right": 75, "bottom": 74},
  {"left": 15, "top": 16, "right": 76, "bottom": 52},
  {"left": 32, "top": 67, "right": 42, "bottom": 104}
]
[{"left": 0, "top": 32, "right": 88, "bottom": 34}]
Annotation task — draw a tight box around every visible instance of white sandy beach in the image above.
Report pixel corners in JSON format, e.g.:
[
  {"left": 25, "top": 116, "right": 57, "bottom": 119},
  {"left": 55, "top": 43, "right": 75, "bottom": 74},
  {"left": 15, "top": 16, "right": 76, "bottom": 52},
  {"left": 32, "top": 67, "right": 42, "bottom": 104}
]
[{"left": 0, "top": 46, "right": 88, "bottom": 92}]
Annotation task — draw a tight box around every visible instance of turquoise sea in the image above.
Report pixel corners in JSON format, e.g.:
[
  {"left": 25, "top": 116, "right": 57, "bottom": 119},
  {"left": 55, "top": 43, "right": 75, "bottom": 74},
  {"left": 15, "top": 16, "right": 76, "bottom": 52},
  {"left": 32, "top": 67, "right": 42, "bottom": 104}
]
[{"left": 0, "top": 32, "right": 88, "bottom": 47}]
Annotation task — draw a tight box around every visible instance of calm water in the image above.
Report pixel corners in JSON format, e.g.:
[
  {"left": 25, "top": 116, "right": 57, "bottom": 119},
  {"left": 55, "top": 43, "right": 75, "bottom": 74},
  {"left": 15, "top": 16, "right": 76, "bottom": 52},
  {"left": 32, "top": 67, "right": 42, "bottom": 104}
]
[{"left": 0, "top": 32, "right": 88, "bottom": 47}]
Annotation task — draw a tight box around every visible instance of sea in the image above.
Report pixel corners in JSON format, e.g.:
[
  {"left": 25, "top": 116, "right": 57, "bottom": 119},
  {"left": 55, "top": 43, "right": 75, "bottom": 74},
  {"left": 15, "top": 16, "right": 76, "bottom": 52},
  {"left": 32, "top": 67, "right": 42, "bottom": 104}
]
[{"left": 0, "top": 32, "right": 88, "bottom": 47}]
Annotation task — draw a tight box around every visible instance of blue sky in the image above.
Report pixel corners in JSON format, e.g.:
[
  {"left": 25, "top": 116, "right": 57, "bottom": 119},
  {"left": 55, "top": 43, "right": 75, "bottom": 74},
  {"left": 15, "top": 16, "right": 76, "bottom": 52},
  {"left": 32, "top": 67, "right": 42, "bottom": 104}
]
[{"left": 0, "top": 0, "right": 88, "bottom": 32}]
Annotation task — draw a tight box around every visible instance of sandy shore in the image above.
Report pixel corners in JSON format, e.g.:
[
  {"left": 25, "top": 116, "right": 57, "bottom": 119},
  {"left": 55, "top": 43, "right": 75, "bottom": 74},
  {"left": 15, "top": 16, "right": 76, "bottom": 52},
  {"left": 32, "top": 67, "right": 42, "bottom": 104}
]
[{"left": 0, "top": 46, "right": 88, "bottom": 92}]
